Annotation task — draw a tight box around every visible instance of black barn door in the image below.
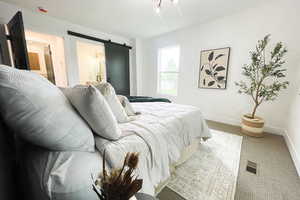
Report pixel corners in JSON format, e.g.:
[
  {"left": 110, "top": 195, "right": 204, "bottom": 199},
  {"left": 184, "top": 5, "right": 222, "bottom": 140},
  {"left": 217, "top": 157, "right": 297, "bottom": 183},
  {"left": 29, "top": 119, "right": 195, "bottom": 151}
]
[
  {"left": 105, "top": 43, "right": 130, "bottom": 95},
  {"left": 7, "top": 11, "right": 29, "bottom": 70}
]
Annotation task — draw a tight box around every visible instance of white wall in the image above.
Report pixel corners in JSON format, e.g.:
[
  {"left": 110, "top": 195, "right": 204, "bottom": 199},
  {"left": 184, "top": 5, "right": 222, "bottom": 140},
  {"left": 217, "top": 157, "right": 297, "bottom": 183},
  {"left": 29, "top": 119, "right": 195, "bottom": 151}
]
[
  {"left": 131, "top": 38, "right": 144, "bottom": 95},
  {"left": 140, "top": 0, "right": 300, "bottom": 135},
  {"left": 0, "top": 1, "right": 136, "bottom": 91},
  {"left": 286, "top": 64, "right": 300, "bottom": 175}
]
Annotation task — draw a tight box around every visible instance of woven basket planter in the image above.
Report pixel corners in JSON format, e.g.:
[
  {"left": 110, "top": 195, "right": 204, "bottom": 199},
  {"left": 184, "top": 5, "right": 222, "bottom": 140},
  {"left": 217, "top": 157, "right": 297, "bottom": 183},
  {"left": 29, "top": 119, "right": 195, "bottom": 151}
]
[{"left": 241, "top": 114, "right": 265, "bottom": 137}]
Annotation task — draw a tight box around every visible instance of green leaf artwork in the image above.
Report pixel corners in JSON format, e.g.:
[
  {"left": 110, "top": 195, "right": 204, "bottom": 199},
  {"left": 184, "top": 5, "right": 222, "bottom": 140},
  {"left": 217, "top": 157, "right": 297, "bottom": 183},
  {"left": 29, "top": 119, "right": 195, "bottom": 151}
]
[{"left": 199, "top": 47, "right": 230, "bottom": 89}]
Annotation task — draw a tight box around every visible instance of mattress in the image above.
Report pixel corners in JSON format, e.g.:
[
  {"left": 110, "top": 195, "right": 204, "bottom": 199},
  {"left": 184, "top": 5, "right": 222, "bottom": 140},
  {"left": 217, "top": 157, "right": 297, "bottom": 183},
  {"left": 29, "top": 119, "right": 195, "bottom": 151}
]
[{"left": 22, "top": 102, "right": 211, "bottom": 199}]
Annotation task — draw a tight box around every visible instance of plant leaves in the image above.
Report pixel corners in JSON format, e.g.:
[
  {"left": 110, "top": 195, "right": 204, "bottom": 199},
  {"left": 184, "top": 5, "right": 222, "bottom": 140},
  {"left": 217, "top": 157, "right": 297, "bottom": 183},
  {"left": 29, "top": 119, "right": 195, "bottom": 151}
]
[
  {"left": 217, "top": 85, "right": 221, "bottom": 88},
  {"left": 205, "top": 69, "right": 211, "bottom": 75},
  {"left": 215, "top": 66, "right": 226, "bottom": 71},
  {"left": 92, "top": 184, "right": 105, "bottom": 200},
  {"left": 208, "top": 51, "right": 214, "bottom": 61},
  {"left": 217, "top": 76, "right": 225, "bottom": 81},
  {"left": 213, "top": 64, "right": 218, "bottom": 69},
  {"left": 126, "top": 179, "right": 143, "bottom": 199},
  {"left": 213, "top": 72, "right": 218, "bottom": 76},
  {"left": 208, "top": 81, "right": 215, "bottom": 86},
  {"left": 203, "top": 79, "right": 206, "bottom": 85},
  {"left": 200, "top": 65, "right": 204, "bottom": 71},
  {"left": 215, "top": 54, "right": 225, "bottom": 60}
]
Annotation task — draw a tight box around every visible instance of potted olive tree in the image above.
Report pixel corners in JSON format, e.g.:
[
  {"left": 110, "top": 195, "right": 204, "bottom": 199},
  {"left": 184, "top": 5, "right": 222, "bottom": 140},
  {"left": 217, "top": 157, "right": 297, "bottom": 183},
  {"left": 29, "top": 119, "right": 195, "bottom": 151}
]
[{"left": 235, "top": 35, "right": 289, "bottom": 137}]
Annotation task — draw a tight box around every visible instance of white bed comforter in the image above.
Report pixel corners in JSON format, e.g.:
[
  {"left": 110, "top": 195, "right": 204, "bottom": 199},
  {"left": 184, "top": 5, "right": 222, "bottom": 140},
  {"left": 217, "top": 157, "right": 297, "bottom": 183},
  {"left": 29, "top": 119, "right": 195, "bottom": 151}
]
[
  {"left": 95, "top": 102, "right": 211, "bottom": 195},
  {"left": 23, "top": 102, "right": 211, "bottom": 199}
]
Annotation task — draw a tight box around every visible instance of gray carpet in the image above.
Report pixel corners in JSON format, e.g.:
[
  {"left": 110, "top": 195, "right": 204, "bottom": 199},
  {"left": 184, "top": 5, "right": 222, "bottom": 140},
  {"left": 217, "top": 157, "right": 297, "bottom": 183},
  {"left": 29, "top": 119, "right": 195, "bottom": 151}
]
[{"left": 158, "top": 120, "right": 300, "bottom": 200}]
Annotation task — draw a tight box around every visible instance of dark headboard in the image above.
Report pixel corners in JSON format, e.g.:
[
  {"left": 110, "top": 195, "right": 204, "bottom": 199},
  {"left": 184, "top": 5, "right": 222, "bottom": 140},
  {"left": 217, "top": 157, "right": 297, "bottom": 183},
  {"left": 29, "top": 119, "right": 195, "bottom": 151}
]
[
  {"left": 0, "top": 24, "right": 11, "bottom": 66},
  {"left": 0, "top": 119, "right": 17, "bottom": 200},
  {"left": 0, "top": 12, "right": 30, "bottom": 200},
  {"left": 7, "top": 11, "right": 30, "bottom": 70},
  {"left": 0, "top": 20, "right": 17, "bottom": 199}
]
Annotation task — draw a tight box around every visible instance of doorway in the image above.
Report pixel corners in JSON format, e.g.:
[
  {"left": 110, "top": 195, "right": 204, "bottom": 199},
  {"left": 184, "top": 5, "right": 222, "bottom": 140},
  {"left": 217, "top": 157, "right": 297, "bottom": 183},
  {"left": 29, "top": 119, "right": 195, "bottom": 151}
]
[
  {"left": 27, "top": 41, "right": 55, "bottom": 84},
  {"left": 76, "top": 41, "right": 106, "bottom": 85},
  {"left": 25, "top": 31, "right": 68, "bottom": 87}
]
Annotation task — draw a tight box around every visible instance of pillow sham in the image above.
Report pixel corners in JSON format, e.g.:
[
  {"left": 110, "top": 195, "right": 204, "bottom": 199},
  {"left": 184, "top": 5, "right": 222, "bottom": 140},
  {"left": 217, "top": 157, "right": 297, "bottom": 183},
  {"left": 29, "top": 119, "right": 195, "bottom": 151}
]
[
  {"left": 0, "top": 65, "right": 95, "bottom": 152},
  {"left": 117, "top": 95, "right": 136, "bottom": 116},
  {"left": 62, "top": 85, "right": 122, "bottom": 140},
  {"left": 94, "top": 82, "right": 130, "bottom": 123}
]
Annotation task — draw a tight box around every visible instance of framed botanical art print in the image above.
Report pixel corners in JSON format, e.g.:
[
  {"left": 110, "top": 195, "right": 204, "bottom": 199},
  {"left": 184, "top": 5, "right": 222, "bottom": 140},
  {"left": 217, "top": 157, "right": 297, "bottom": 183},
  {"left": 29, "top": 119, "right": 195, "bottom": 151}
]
[{"left": 198, "top": 47, "right": 230, "bottom": 89}]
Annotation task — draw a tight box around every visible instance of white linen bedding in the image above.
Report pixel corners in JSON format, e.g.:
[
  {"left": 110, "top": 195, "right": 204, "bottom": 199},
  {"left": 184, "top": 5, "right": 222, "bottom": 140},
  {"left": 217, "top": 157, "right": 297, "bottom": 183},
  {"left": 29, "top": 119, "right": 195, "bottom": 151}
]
[
  {"left": 95, "top": 102, "right": 211, "bottom": 195},
  {"left": 21, "top": 145, "right": 103, "bottom": 200},
  {"left": 22, "top": 102, "right": 211, "bottom": 199}
]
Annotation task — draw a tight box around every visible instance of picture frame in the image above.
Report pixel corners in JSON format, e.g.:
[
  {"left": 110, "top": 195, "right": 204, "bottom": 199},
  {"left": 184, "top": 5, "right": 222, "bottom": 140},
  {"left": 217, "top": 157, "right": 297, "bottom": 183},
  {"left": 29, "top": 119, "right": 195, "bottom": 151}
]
[{"left": 198, "top": 47, "right": 230, "bottom": 89}]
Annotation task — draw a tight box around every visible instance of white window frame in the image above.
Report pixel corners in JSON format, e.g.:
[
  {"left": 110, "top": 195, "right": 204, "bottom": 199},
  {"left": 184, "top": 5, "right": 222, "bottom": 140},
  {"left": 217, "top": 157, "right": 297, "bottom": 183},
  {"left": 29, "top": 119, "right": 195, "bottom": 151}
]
[{"left": 157, "top": 45, "right": 180, "bottom": 96}]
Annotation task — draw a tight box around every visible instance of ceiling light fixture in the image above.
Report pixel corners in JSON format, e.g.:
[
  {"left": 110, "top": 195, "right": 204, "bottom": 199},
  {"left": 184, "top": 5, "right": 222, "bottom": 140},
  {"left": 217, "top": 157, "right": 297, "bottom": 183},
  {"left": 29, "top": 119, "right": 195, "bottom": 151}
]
[{"left": 153, "top": 0, "right": 179, "bottom": 13}]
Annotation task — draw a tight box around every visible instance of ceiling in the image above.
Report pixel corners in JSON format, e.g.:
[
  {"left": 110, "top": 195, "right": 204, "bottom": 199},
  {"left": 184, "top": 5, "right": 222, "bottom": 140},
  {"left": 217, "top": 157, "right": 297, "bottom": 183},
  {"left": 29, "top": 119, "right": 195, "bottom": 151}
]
[{"left": 2, "top": 0, "right": 269, "bottom": 38}]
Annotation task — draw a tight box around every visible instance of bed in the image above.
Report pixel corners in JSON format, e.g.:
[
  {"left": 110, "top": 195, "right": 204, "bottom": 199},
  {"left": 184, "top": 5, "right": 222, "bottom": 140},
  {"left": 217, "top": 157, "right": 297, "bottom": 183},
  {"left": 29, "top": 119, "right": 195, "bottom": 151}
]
[
  {"left": 18, "top": 102, "right": 211, "bottom": 200},
  {"left": 0, "top": 12, "right": 211, "bottom": 199},
  {"left": 0, "top": 64, "right": 211, "bottom": 200}
]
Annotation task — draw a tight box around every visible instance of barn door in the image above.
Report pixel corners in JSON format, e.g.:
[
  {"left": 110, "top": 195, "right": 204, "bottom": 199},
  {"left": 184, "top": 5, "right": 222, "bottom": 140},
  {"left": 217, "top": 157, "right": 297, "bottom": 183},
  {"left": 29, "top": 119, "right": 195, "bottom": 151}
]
[
  {"left": 105, "top": 43, "right": 130, "bottom": 96},
  {"left": 7, "top": 11, "right": 30, "bottom": 70}
]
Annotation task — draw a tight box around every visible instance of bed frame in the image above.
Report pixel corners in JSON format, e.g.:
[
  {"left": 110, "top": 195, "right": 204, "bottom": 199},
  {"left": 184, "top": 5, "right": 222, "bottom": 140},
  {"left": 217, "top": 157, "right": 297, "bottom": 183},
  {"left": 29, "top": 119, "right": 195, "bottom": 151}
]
[
  {"left": 0, "top": 118, "right": 20, "bottom": 200},
  {"left": 0, "top": 11, "right": 29, "bottom": 195}
]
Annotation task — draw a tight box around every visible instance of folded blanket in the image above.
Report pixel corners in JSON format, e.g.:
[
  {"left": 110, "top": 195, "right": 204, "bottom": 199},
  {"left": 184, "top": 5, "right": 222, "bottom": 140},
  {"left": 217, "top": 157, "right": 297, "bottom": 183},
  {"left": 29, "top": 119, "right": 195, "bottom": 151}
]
[{"left": 127, "top": 96, "right": 171, "bottom": 103}]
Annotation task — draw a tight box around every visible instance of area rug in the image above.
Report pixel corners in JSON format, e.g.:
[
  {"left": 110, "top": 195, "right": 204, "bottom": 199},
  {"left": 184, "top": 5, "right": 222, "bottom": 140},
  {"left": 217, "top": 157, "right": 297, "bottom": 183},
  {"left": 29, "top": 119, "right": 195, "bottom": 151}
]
[{"left": 167, "top": 130, "right": 243, "bottom": 200}]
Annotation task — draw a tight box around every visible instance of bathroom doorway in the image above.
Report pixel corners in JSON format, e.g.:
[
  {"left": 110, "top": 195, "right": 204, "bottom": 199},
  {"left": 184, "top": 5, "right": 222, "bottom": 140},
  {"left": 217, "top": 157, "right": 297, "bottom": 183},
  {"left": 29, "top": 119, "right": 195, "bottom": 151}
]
[
  {"left": 27, "top": 41, "right": 56, "bottom": 84},
  {"left": 25, "top": 31, "right": 68, "bottom": 87},
  {"left": 76, "top": 40, "right": 106, "bottom": 85}
]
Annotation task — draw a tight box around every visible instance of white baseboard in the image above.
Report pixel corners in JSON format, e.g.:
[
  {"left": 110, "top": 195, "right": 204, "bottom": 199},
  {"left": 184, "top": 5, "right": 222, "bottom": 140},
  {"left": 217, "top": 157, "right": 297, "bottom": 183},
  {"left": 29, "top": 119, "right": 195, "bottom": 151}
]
[
  {"left": 283, "top": 130, "right": 300, "bottom": 176},
  {"left": 205, "top": 115, "right": 284, "bottom": 135},
  {"left": 264, "top": 126, "right": 285, "bottom": 136}
]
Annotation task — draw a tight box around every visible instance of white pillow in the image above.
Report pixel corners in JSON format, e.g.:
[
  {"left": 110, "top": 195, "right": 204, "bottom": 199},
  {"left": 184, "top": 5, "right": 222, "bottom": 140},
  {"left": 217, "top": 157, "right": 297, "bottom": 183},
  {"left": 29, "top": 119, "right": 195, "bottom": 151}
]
[
  {"left": 94, "top": 82, "right": 130, "bottom": 123},
  {"left": 62, "top": 85, "right": 122, "bottom": 140},
  {"left": 117, "top": 95, "right": 136, "bottom": 116},
  {"left": 0, "top": 65, "right": 95, "bottom": 152}
]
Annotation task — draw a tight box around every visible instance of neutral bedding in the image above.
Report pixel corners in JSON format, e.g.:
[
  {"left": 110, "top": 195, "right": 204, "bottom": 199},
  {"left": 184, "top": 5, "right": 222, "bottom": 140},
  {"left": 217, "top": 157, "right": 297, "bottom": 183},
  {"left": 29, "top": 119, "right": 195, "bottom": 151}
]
[
  {"left": 21, "top": 145, "right": 103, "bottom": 200},
  {"left": 95, "top": 102, "right": 211, "bottom": 195},
  {"left": 22, "top": 102, "right": 211, "bottom": 199}
]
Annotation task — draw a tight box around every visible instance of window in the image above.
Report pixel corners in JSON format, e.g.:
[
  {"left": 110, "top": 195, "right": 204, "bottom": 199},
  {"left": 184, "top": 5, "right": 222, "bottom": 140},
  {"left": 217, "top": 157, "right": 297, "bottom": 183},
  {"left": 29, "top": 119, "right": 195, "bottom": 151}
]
[{"left": 157, "top": 46, "right": 180, "bottom": 96}]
